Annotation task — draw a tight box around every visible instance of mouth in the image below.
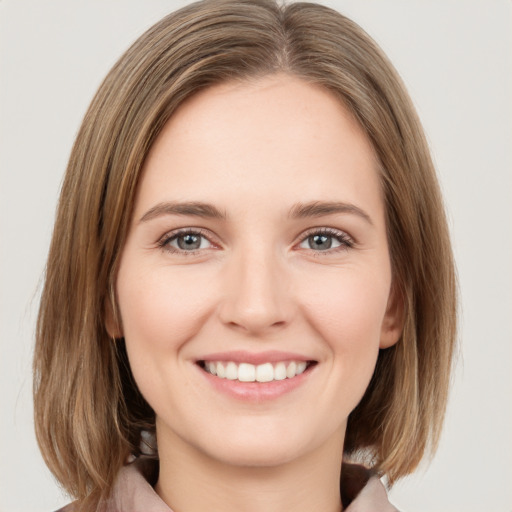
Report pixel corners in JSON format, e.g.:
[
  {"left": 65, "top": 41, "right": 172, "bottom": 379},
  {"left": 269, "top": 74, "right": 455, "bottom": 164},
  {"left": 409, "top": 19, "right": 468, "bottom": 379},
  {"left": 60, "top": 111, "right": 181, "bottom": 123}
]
[{"left": 197, "top": 360, "right": 317, "bottom": 383}]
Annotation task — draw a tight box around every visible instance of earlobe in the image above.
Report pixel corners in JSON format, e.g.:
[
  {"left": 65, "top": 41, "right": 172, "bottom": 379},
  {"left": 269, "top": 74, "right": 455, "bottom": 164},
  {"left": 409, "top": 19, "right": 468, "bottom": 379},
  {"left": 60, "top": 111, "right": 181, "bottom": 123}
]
[{"left": 379, "top": 282, "right": 405, "bottom": 349}]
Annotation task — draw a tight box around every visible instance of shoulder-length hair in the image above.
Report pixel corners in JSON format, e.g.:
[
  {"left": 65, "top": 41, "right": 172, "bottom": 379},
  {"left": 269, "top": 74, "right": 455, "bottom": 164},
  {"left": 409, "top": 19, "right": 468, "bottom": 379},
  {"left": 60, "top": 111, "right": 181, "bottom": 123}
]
[{"left": 34, "top": 0, "right": 457, "bottom": 507}]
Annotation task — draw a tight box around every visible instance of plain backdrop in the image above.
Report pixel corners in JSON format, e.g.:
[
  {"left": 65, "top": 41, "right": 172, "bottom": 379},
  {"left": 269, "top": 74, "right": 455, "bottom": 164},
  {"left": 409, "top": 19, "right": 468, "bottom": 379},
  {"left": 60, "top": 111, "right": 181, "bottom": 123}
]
[{"left": 1, "top": 1, "right": 511, "bottom": 511}]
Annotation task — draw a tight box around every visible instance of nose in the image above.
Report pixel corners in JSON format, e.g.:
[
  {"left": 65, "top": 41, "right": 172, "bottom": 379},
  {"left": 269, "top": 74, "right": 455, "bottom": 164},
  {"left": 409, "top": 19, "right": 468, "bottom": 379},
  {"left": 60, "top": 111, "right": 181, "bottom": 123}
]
[{"left": 218, "top": 246, "right": 293, "bottom": 335}]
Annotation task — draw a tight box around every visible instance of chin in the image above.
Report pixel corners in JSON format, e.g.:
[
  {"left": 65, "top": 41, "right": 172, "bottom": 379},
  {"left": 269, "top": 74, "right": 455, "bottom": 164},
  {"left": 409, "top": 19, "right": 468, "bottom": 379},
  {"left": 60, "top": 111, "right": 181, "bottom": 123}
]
[{"left": 196, "top": 421, "right": 335, "bottom": 469}]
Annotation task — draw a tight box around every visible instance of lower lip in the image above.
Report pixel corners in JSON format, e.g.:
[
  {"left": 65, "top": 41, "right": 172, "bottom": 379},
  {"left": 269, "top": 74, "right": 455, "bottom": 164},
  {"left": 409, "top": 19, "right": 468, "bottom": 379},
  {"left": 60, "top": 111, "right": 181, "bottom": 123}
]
[{"left": 197, "top": 364, "right": 314, "bottom": 402}]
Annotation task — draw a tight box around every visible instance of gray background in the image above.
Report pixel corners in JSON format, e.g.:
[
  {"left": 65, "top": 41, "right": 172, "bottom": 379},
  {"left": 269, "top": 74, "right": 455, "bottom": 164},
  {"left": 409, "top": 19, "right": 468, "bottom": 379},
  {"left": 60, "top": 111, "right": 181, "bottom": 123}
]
[{"left": 1, "top": 1, "right": 511, "bottom": 510}]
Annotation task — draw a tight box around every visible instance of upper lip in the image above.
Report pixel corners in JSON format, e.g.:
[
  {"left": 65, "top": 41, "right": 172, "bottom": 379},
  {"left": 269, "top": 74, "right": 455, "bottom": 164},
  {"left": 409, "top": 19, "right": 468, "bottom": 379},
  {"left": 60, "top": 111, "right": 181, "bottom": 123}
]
[{"left": 197, "top": 350, "right": 315, "bottom": 365}]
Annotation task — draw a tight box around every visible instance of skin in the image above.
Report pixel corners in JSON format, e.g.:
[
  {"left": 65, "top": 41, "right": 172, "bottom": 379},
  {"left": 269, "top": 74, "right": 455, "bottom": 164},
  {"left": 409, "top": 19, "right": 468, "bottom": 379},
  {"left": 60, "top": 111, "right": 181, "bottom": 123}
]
[{"left": 112, "top": 74, "right": 403, "bottom": 512}]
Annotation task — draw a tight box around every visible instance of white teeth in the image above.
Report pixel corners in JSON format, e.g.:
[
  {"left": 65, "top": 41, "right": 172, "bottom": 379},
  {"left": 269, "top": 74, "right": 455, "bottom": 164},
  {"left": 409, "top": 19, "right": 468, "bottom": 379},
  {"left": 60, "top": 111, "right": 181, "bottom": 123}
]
[
  {"left": 225, "top": 362, "right": 238, "bottom": 380},
  {"left": 204, "top": 360, "right": 310, "bottom": 382},
  {"left": 216, "top": 362, "right": 226, "bottom": 379},
  {"left": 238, "top": 363, "right": 256, "bottom": 382},
  {"left": 286, "top": 361, "right": 297, "bottom": 379},
  {"left": 256, "top": 363, "right": 274, "bottom": 383},
  {"left": 274, "top": 362, "right": 287, "bottom": 381},
  {"left": 296, "top": 361, "right": 307, "bottom": 375}
]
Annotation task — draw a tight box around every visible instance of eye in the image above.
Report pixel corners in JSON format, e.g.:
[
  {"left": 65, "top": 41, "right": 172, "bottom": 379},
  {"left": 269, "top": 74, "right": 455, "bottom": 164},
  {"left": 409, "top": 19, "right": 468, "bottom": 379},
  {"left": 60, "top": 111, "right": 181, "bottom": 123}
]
[
  {"left": 298, "top": 228, "right": 353, "bottom": 252},
  {"left": 159, "top": 229, "right": 214, "bottom": 254}
]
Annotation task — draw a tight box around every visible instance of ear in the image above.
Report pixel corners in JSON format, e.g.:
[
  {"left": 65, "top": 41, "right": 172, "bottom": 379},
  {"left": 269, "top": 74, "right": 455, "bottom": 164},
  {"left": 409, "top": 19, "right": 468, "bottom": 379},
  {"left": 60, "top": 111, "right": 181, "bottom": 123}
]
[
  {"left": 104, "top": 290, "right": 123, "bottom": 339},
  {"left": 379, "top": 281, "right": 405, "bottom": 349}
]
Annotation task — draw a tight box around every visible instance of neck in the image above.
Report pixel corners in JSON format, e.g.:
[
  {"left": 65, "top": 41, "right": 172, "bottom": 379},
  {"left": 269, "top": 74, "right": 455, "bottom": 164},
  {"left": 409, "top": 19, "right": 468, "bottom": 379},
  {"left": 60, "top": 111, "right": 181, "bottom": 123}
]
[{"left": 155, "top": 427, "right": 344, "bottom": 512}]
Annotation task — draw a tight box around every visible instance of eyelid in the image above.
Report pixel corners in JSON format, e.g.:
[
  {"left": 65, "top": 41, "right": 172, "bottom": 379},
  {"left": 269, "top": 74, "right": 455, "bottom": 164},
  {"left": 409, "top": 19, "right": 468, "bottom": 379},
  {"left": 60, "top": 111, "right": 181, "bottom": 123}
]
[
  {"left": 157, "top": 227, "right": 220, "bottom": 255},
  {"left": 295, "top": 226, "right": 355, "bottom": 252},
  {"left": 155, "top": 225, "right": 354, "bottom": 256}
]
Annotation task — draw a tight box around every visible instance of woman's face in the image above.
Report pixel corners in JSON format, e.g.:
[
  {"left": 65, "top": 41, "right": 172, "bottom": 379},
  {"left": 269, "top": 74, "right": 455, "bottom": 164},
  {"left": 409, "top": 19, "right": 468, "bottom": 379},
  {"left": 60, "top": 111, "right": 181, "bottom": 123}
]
[{"left": 114, "top": 74, "right": 402, "bottom": 468}]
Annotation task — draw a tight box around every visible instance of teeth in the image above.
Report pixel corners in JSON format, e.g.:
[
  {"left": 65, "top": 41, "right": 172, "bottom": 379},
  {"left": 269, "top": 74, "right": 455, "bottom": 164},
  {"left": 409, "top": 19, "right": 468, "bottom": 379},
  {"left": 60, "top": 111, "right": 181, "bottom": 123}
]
[
  {"left": 286, "top": 361, "right": 297, "bottom": 378},
  {"left": 256, "top": 363, "right": 273, "bottom": 383},
  {"left": 225, "top": 362, "right": 238, "bottom": 380},
  {"left": 204, "top": 360, "right": 310, "bottom": 382},
  {"left": 206, "top": 361, "right": 217, "bottom": 375},
  {"left": 216, "top": 362, "right": 226, "bottom": 379},
  {"left": 274, "top": 362, "right": 287, "bottom": 381},
  {"left": 238, "top": 363, "right": 256, "bottom": 382},
  {"left": 296, "top": 361, "right": 307, "bottom": 374}
]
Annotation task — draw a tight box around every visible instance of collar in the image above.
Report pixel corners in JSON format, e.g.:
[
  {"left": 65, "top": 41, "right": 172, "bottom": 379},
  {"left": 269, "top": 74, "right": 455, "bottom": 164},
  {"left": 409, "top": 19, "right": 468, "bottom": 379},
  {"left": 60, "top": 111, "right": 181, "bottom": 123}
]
[{"left": 93, "top": 458, "right": 398, "bottom": 512}]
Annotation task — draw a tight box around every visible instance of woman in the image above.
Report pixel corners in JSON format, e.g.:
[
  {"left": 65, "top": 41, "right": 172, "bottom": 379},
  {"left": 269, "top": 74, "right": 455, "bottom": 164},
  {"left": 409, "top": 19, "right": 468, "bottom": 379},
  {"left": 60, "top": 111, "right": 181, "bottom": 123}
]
[{"left": 33, "top": 0, "right": 457, "bottom": 510}]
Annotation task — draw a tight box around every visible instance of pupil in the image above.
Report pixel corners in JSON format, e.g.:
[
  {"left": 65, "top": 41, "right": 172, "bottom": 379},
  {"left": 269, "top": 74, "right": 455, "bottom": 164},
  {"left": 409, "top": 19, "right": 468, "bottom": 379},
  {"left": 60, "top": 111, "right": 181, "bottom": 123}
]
[
  {"left": 178, "top": 234, "right": 200, "bottom": 250},
  {"left": 310, "top": 234, "right": 331, "bottom": 250}
]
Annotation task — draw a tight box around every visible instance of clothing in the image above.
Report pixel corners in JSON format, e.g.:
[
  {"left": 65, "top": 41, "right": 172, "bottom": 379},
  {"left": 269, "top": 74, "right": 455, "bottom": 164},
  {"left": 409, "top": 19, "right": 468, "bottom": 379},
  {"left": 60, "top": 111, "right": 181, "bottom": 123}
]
[{"left": 57, "top": 458, "right": 398, "bottom": 512}]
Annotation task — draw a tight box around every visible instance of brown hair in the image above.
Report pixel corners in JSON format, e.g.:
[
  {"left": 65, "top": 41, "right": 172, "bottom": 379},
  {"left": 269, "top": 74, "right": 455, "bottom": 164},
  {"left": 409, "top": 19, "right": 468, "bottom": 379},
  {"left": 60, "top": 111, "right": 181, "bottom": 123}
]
[{"left": 34, "top": 0, "right": 457, "bottom": 507}]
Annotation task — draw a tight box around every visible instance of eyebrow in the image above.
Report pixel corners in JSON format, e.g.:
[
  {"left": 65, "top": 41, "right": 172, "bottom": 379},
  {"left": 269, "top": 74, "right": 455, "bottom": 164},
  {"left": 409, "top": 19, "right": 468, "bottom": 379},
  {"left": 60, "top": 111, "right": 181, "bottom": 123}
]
[
  {"left": 288, "top": 201, "right": 373, "bottom": 225},
  {"left": 139, "top": 201, "right": 227, "bottom": 223},
  {"left": 139, "top": 200, "right": 372, "bottom": 225}
]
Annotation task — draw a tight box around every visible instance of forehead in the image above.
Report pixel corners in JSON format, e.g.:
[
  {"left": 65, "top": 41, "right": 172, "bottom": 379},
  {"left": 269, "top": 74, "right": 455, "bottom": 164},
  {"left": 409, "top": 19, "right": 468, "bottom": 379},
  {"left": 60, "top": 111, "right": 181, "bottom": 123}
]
[{"left": 136, "top": 74, "right": 383, "bottom": 224}]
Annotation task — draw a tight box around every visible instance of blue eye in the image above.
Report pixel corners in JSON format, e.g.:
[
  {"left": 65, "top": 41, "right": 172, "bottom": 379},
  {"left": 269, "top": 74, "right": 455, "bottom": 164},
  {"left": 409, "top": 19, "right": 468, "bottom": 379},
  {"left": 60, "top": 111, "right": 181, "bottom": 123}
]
[
  {"left": 298, "top": 229, "right": 352, "bottom": 252},
  {"left": 158, "top": 227, "right": 352, "bottom": 255},
  {"left": 160, "top": 230, "right": 213, "bottom": 253}
]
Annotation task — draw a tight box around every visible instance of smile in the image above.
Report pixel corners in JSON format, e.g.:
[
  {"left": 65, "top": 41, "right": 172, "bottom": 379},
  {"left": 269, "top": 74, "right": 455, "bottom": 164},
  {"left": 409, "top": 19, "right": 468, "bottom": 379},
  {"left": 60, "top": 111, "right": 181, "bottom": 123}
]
[{"left": 199, "top": 360, "right": 313, "bottom": 383}]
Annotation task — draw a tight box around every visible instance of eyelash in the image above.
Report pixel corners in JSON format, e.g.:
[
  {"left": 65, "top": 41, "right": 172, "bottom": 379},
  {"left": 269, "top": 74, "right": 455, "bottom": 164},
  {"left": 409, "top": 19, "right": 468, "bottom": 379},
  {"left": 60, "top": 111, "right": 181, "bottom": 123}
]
[
  {"left": 157, "top": 228, "right": 215, "bottom": 256},
  {"left": 157, "top": 227, "right": 354, "bottom": 256},
  {"left": 299, "top": 227, "right": 354, "bottom": 255}
]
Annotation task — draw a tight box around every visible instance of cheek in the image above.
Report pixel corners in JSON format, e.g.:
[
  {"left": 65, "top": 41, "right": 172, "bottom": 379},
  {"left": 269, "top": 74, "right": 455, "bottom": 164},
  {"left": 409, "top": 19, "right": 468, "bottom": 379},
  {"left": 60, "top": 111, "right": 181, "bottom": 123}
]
[
  {"left": 298, "top": 266, "right": 390, "bottom": 388},
  {"left": 116, "top": 262, "right": 216, "bottom": 362},
  {"left": 115, "top": 260, "right": 221, "bottom": 421},
  {"left": 303, "top": 266, "right": 389, "bottom": 337}
]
